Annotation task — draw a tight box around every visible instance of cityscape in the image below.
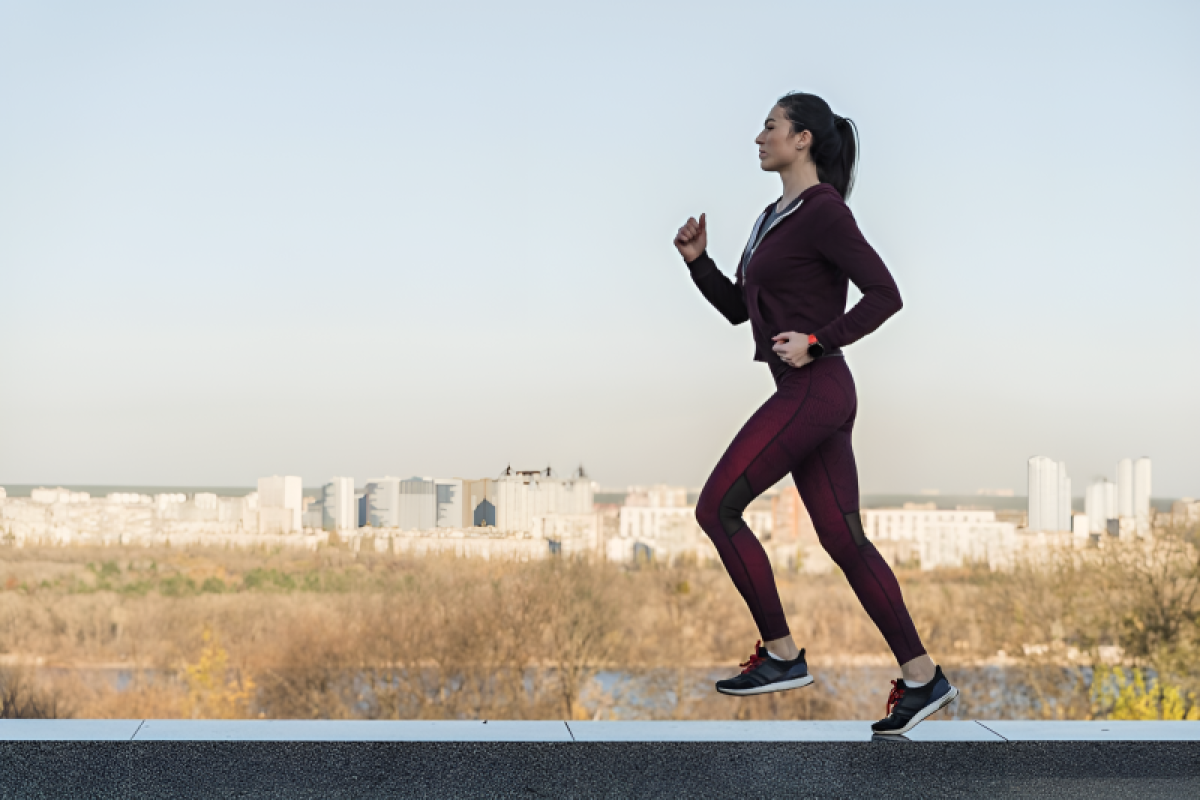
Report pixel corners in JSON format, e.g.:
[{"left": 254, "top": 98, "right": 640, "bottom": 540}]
[{"left": 4, "top": 456, "right": 1196, "bottom": 572}]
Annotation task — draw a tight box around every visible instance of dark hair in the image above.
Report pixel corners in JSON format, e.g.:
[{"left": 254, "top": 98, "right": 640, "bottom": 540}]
[{"left": 776, "top": 92, "right": 859, "bottom": 200}]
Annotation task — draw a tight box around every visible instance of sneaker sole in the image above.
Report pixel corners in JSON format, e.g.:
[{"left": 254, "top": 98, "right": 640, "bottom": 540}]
[
  {"left": 715, "top": 674, "right": 815, "bottom": 696},
  {"left": 873, "top": 685, "right": 959, "bottom": 736}
]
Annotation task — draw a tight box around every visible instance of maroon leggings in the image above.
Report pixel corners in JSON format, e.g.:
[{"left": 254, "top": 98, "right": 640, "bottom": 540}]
[{"left": 695, "top": 356, "right": 926, "bottom": 665}]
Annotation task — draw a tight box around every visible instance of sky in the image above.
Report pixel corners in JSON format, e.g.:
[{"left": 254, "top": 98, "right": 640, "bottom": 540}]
[{"left": 1, "top": 0, "right": 1197, "bottom": 496}]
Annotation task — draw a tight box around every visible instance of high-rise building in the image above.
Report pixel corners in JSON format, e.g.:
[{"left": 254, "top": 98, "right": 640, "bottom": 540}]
[
  {"left": 493, "top": 470, "right": 595, "bottom": 532},
  {"left": 1134, "top": 457, "right": 1152, "bottom": 534},
  {"left": 1057, "top": 464, "right": 1072, "bottom": 533},
  {"left": 258, "top": 475, "right": 303, "bottom": 533},
  {"left": 1086, "top": 479, "right": 1117, "bottom": 534},
  {"left": 321, "top": 477, "right": 356, "bottom": 532},
  {"left": 363, "top": 477, "right": 441, "bottom": 530},
  {"left": 435, "top": 478, "right": 463, "bottom": 529},
  {"left": 495, "top": 474, "right": 531, "bottom": 531},
  {"left": 1117, "top": 458, "right": 1133, "bottom": 519},
  {"left": 397, "top": 478, "right": 437, "bottom": 530},
  {"left": 363, "top": 479, "right": 388, "bottom": 527},
  {"left": 624, "top": 485, "right": 689, "bottom": 508},
  {"left": 1027, "top": 457, "right": 1071, "bottom": 532},
  {"left": 364, "top": 478, "right": 401, "bottom": 528},
  {"left": 1028, "top": 456, "right": 1061, "bottom": 531}
]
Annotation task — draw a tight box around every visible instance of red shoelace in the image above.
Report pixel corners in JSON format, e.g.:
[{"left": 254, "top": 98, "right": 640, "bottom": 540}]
[
  {"left": 885, "top": 679, "right": 906, "bottom": 715},
  {"left": 739, "top": 640, "right": 765, "bottom": 674}
]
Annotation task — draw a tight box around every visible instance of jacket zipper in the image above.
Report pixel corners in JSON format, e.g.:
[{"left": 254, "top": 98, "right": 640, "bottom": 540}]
[{"left": 739, "top": 198, "right": 805, "bottom": 278}]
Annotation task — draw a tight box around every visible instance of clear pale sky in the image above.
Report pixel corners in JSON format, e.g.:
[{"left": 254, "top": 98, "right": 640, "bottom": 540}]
[{"left": 2, "top": 1, "right": 1197, "bottom": 496}]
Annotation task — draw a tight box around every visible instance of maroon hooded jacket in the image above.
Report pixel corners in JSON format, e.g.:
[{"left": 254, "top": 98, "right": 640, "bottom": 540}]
[{"left": 685, "top": 182, "right": 902, "bottom": 372}]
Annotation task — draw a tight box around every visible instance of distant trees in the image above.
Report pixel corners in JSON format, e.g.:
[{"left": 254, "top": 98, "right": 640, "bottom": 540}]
[
  {"left": 0, "top": 666, "right": 63, "bottom": 719},
  {"left": 3, "top": 522, "right": 1200, "bottom": 721}
]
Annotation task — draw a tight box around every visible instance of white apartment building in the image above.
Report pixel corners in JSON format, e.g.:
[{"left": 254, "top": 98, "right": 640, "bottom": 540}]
[
  {"left": 1134, "top": 457, "right": 1152, "bottom": 534},
  {"left": 397, "top": 478, "right": 437, "bottom": 530},
  {"left": 861, "top": 507, "right": 1018, "bottom": 569},
  {"left": 609, "top": 484, "right": 772, "bottom": 564},
  {"left": 1087, "top": 458, "right": 1154, "bottom": 538},
  {"left": 1170, "top": 498, "right": 1200, "bottom": 526},
  {"left": 435, "top": 478, "right": 462, "bottom": 529},
  {"left": 321, "top": 477, "right": 357, "bottom": 532},
  {"left": 1058, "top": 466, "right": 1072, "bottom": 533},
  {"left": 363, "top": 477, "right": 478, "bottom": 531},
  {"left": 1027, "top": 457, "right": 1070, "bottom": 532},
  {"left": 364, "top": 478, "right": 401, "bottom": 528},
  {"left": 494, "top": 472, "right": 594, "bottom": 532},
  {"left": 1118, "top": 458, "right": 1134, "bottom": 519},
  {"left": 613, "top": 505, "right": 708, "bottom": 563},
  {"left": 531, "top": 512, "right": 602, "bottom": 556},
  {"left": 154, "top": 493, "right": 187, "bottom": 517},
  {"left": 258, "top": 476, "right": 303, "bottom": 533},
  {"left": 31, "top": 487, "right": 90, "bottom": 504},
  {"left": 1085, "top": 479, "right": 1117, "bottom": 534},
  {"left": 107, "top": 492, "right": 152, "bottom": 505},
  {"left": 363, "top": 477, "right": 435, "bottom": 530}
]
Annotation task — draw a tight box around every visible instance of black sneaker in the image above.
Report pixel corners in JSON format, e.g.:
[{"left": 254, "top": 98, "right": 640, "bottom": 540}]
[
  {"left": 871, "top": 665, "right": 959, "bottom": 735},
  {"left": 715, "top": 641, "right": 814, "bottom": 696}
]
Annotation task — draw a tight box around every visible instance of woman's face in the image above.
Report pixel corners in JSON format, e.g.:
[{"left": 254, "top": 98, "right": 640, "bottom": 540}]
[{"left": 755, "top": 104, "right": 811, "bottom": 172}]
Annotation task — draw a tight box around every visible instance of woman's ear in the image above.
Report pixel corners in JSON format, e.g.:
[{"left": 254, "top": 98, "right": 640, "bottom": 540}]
[{"left": 796, "top": 129, "right": 813, "bottom": 151}]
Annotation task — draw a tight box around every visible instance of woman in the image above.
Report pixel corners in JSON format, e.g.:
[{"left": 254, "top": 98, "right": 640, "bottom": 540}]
[{"left": 673, "top": 92, "right": 957, "bottom": 735}]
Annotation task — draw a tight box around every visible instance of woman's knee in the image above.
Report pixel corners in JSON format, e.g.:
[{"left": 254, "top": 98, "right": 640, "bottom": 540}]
[
  {"left": 695, "top": 489, "right": 722, "bottom": 538},
  {"left": 821, "top": 536, "right": 860, "bottom": 568},
  {"left": 697, "top": 475, "right": 756, "bottom": 539}
]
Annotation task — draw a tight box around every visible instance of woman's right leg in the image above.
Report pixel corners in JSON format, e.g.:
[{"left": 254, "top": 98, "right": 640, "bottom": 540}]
[
  {"left": 694, "top": 380, "right": 808, "bottom": 644},
  {"left": 695, "top": 359, "right": 856, "bottom": 644}
]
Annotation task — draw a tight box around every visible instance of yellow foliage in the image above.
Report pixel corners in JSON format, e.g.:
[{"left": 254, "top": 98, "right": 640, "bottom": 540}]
[
  {"left": 1091, "top": 666, "right": 1200, "bottom": 721},
  {"left": 183, "top": 626, "right": 255, "bottom": 719}
]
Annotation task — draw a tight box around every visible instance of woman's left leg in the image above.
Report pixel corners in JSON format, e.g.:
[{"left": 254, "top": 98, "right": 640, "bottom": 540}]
[
  {"left": 789, "top": 416, "right": 929, "bottom": 668},
  {"left": 787, "top": 363, "right": 957, "bottom": 732}
]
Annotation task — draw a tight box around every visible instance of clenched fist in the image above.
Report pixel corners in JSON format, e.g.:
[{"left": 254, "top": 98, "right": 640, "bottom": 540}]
[{"left": 674, "top": 213, "right": 707, "bottom": 262}]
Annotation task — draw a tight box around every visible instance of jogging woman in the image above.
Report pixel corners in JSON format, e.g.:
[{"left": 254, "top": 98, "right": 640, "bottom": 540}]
[{"left": 673, "top": 92, "right": 957, "bottom": 735}]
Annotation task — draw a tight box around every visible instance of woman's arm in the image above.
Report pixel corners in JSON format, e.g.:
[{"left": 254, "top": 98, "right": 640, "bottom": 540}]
[
  {"left": 810, "top": 203, "right": 902, "bottom": 349},
  {"left": 675, "top": 213, "right": 749, "bottom": 326},
  {"left": 686, "top": 252, "right": 749, "bottom": 325}
]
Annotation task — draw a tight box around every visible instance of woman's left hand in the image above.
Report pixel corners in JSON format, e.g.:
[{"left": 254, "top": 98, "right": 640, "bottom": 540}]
[{"left": 772, "top": 332, "right": 814, "bottom": 368}]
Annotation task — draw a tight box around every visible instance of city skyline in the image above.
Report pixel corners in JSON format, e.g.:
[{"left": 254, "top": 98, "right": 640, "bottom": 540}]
[
  {"left": 0, "top": 453, "right": 1181, "bottom": 503},
  {"left": 2, "top": 2, "right": 1198, "bottom": 495}
]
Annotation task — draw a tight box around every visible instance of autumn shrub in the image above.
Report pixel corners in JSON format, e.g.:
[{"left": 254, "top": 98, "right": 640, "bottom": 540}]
[{"left": 1, "top": 526, "right": 1198, "bottom": 721}]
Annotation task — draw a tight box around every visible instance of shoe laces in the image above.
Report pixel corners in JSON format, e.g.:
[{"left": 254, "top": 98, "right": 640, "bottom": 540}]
[
  {"left": 885, "top": 679, "right": 906, "bottom": 715},
  {"left": 739, "top": 640, "right": 764, "bottom": 674}
]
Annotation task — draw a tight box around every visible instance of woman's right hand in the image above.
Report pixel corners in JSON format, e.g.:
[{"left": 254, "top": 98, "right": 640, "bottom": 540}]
[{"left": 674, "top": 213, "right": 707, "bottom": 262}]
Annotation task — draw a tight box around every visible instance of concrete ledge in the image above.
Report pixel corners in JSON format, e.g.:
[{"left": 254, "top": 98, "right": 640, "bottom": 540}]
[
  {"left": 4, "top": 719, "right": 1199, "bottom": 742},
  {"left": 2, "top": 721, "right": 1199, "bottom": 799}
]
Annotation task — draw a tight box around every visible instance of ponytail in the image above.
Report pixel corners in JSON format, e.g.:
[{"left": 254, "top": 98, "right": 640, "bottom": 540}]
[{"left": 776, "top": 92, "right": 859, "bottom": 201}]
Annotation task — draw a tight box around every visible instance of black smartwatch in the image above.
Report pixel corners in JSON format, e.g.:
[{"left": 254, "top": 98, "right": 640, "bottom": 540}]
[{"left": 806, "top": 334, "right": 825, "bottom": 359}]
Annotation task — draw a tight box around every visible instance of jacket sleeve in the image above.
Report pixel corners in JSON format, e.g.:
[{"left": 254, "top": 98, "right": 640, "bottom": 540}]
[
  {"left": 685, "top": 251, "right": 749, "bottom": 326},
  {"left": 810, "top": 204, "right": 902, "bottom": 349}
]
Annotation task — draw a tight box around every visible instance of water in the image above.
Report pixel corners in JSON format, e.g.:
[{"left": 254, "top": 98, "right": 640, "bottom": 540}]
[{"left": 41, "top": 664, "right": 1096, "bottom": 720}]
